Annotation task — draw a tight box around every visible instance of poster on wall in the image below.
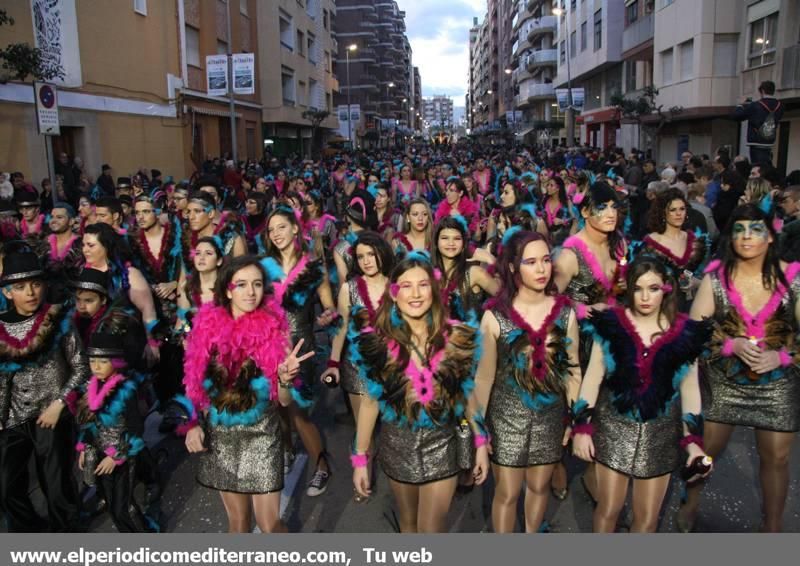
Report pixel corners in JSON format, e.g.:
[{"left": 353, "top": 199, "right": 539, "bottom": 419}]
[
  {"left": 555, "top": 88, "right": 571, "bottom": 112},
  {"left": 30, "top": 0, "right": 82, "bottom": 87},
  {"left": 337, "top": 104, "right": 361, "bottom": 141},
  {"left": 232, "top": 53, "right": 255, "bottom": 95},
  {"left": 206, "top": 55, "right": 229, "bottom": 97},
  {"left": 571, "top": 88, "right": 585, "bottom": 112}
]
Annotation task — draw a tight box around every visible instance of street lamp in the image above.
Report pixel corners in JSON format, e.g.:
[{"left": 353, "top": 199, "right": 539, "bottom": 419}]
[
  {"left": 553, "top": 7, "right": 575, "bottom": 146},
  {"left": 346, "top": 44, "right": 358, "bottom": 148}
]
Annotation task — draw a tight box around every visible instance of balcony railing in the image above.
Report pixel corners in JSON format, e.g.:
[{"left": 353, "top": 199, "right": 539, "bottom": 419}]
[
  {"left": 521, "top": 82, "right": 555, "bottom": 100},
  {"left": 525, "top": 49, "right": 557, "bottom": 70},
  {"left": 622, "top": 12, "right": 654, "bottom": 53},
  {"left": 527, "top": 16, "right": 557, "bottom": 41}
]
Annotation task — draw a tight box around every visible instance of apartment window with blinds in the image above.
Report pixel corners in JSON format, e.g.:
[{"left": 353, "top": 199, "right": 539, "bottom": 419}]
[
  {"left": 560, "top": 41, "right": 566, "bottom": 64},
  {"left": 297, "top": 30, "right": 305, "bottom": 57},
  {"left": 625, "top": 60, "right": 638, "bottom": 92},
  {"left": 186, "top": 26, "right": 200, "bottom": 67},
  {"left": 239, "top": 0, "right": 248, "bottom": 16},
  {"left": 626, "top": 1, "right": 638, "bottom": 25},
  {"left": 661, "top": 48, "right": 673, "bottom": 84},
  {"left": 308, "top": 33, "right": 318, "bottom": 64},
  {"left": 570, "top": 31, "right": 576, "bottom": 58},
  {"left": 581, "top": 21, "right": 587, "bottom": 51},
  {"left": 679, "top": 39, "right": 693, "bottom": 80},
  {"left": 747, "top": 12, "right": 777, "bottom": 68},
  {"left": 134, "top": 0, "right": 147, "bottom": 16},
  {"left": 593, "top": 9, "right": 602, "bottom": 51},
  {"left": 282, "top": 67, "right": 296, "bottom": 105},
  {"left": 280, "top": 12, "right": 293, "bottom": 51}
]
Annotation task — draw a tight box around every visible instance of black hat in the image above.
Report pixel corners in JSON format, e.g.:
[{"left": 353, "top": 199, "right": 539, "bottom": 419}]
[
  {"left": 101, "top": 164, "right": 111, "bottom": 172},
  {"left": 151, "top": 169, "right": 162, "bottom": 179},
  {"left": 0, "top": 251, "right": 44, "bottom": 284},
  {"left": 72, "top": 268, "right": 110, "bottom": 296},
  {"left": 118, "top": 194, "right": 133, "bottom": 207},
  {"left": 14, "top": 190, "right": 39, "bottom": 207},
  {"left": 117, "top": 177, "right": 132, "bottom": 188},
  {"left": 87, "top": 331, "right": 125, "bottom": 358}
]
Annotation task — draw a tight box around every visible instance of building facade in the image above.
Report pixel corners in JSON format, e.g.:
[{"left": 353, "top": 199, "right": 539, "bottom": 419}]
[
  {"left": 422, "top": 95, "right": 455, "bottom": 130},
  {"left": 333, "top": 0, "right": 414, "bottom": 148},
  {"left": 257, "top": 0, "right": 339, "bottom": 157}
]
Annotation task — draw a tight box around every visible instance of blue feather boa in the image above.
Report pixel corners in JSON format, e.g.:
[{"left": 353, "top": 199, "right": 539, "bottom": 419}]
[{"left": 207, "top": 374, "right": 275, "bottom": 427}]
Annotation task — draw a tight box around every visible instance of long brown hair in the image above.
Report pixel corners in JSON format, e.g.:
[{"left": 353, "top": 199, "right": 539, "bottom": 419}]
[
  {"left": 624, "top": 256, "right": 677, "bottom": 335},
  {"left": 374, "top": 254, "right": 448, "bottom": 368}
]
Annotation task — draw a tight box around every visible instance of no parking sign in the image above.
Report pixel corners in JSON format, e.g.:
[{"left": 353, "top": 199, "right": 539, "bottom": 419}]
[{"left": 34, "top": 82, "right": 61, "bottom": 135}]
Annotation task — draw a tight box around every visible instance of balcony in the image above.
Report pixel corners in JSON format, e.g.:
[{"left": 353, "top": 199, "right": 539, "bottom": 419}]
[
  {"left": 523, "top": 82, "right": 555, "bottom": 100},
  {"left": 622, "top": 12, "right": 654, "bottom": 53},
  {"left": 527, "top": 16, "right": 557, "bottom": 41},
  {"left": 525, "top": 49, "right": 557, "bottom": 71}
]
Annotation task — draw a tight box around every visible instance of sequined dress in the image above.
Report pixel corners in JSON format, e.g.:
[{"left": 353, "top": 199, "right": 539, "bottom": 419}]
[
  {"left": 486, "top": 302, "right": 573, "bottom": 467},
  {"left": 702, "top": 267, "right": 800, "bottom": 432},
  {"left": 587, "top": 308, "right": 711, "bottom": 478}
]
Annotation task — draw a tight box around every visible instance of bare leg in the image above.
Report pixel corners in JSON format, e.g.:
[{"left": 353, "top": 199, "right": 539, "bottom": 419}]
[
  {"left": 388, "top": 479, "right": 420, "bottom": 533},
  {"left": 252, "top": 492, "right": 286, "bottom": 533},
  {"left": 593, "top": 463, "right": 629, "bottom": 533},
  {"left": 678, "top": 421, "right": 735, "bottom": 530},
  {"left": 220, "top": 492, "right": 253, "bottom": 533},
  {"left": 754, "top": 429, "right": 795, "bottom": 532},
  {"left": 582, "top": 462, "right": 598, "bottom": 503},
  {"left": 491, "top": 464, "right": 525, "bottom": 533},
  {"left": 550, "top": 460, "right": 568, "bottom": 498},
  {"left": 524, "top": 464, "right": 556, "bottom": 532},
  {"left": 630, "top": 474, "right": 671, "bottom": 533},
  {"left": 288, "top": 403, "right": 328, "bottom": 473},
  {"left": 417, "top": 475, "right": 459, "bottom": 533}
]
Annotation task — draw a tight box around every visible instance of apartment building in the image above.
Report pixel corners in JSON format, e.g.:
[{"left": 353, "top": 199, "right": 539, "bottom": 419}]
[
  {"left": 422, "top": 95, "right": 455, "bottom": 129},
  {"left": 257, "top": 0, "right": 339, "bottom": 157},
  {"left": 512, "top": 0, "right": 562, "bottom": 144},
  {"left": 0, "top": 0, "right": 187, "bottom": 179},
  {"left": 412, "top": 66, "right": 423, "bottom": 131},
  {"left": 333, "top": 0, "right": 414, "bottom": 148},
  {"left": 554, "top": 0, "right": 625, "bottom": 148}
]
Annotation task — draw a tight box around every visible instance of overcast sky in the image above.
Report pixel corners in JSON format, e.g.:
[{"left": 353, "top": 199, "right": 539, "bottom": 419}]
[{"left": 396, "top": 0, "right": 486, "bottom": 107}]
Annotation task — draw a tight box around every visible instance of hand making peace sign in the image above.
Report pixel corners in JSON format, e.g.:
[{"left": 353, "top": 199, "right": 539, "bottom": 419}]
[{"left": 278, "top": 338, "right": 316, "bottom": 384}]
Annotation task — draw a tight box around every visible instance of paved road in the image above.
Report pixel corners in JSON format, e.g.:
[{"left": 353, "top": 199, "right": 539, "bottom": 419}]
[{"left": 82, "top": 381, "right": 800, "bottom": 534}]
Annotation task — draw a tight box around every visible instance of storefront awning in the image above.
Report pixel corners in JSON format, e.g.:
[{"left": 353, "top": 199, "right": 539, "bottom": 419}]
[{"left": 186, "top": 105, "right": 242, "bottom": 119}]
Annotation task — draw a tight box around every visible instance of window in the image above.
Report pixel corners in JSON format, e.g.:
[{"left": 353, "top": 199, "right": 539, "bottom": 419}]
[
  {"left": 625, "top": 60, "right": 638, "bottom": 92},
  {"left": 134, "top": 0, "right": 147, "bottom": 16},
  {"left": 309, "top": 78, "right": 319, "bottom": 108},
  {"left": 298, "top": 80, "right": 307, "bottom": 106},
  {"left": 747, "top": 12, "right": 777, "bottom": 68},
  {"left": 307, "top": 0, "right": 318, "bottom": 19},
  {"left": 713, "top": 34, "right": 738, "bottom": 77},
  {"left": 626, "top": 1, "right": 638, "bottom": 25},
  {"left": 661, "top": 48, "right": 673, "bottom": 84},
  {"left": 581, "top": 21, "right": 587, "bottom": 51},
  {"left": 239, "top": 0, "right": 248, "bottom": 16},
  {"left": 186, "top": 25, "right": 200, "bottom": 67},
  {"left": 217, "top": 40, "right": 228, "bottom": 55},
  {"left": 593, "top": 9, "right": 602, "bottom": 51},
  {"left": 308, "top": 33, "right": 318, "bottom": 64},
  {"left": 324, "top": 50, "right": 331, "bottom": 72},
  {"left": 297, "top": 30, "right": 305, "bottom": 57},
  {"left": 560, "top": 41, "right": 566, "bottom": 64},
  {"left": 570, "top": 30, "right": 576, "bottom": 57},
  {"left": 280, "top": 13, "right": 293, "bottom": 50},
  {"left": 660, "top": 0, "right": 675, "bottom": 8},
  {"left": 323, "top": 10, "right": 329, "bottom": 31},
  {"left": 281, "top": 67, "right": 296, "bottom": 105},
  {"left": 679, "top": 39, "right": 693, "bottom": 80}
]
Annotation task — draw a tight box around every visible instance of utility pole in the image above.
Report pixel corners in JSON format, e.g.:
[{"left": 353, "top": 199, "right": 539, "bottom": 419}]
[{"left": 226, "top": 0, "right": 237, "bottom": 163}]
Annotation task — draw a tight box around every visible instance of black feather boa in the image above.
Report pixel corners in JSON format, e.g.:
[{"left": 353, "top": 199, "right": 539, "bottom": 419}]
[
  {"left": 587, "top": 307, "right": 711, "bottom": 421},
  {"left": 280, "top": 257, "right": 325, "bottom": 311}
]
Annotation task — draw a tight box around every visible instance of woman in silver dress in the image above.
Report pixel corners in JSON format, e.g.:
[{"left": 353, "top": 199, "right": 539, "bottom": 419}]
[
  {"left": 350, "top": 252, "right": 489, "bottom": 532},
  {"left": 680, "top": 204, "right": 800, "bottom": 532},
  {"left": 183, "top": 256, "right": 313, "bottom": 532},
  {"left": 572, "top": 256, "right": 712, "bottom": 532},
  {"left": 473, "top": 230, "right": 581, "bottom": 532},
  {"left": 322, "top": 231, "right": 394, "bottom": 419}
]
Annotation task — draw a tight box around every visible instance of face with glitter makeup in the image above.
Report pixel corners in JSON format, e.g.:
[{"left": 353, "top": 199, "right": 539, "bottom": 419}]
[
  {"left": 226, "top": 265, "right": 264, "bottom": 317},
  {"left": 394, "top": 266, "right": 433, "bottom": 319},
  {"left": 583, "top": 200, "right": 619, "bottom": 233},
  {"left": 731, "top": 220, "right": 772, "bottom": 259}
]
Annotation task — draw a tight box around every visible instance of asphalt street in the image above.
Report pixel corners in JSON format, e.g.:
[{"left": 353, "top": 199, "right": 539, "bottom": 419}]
[{"left": 79, "top": 380, "right": 800, "bottom": 534}]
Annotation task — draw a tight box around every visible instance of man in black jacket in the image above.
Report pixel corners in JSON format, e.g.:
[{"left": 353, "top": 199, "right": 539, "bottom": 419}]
[{"left": 734, "top": 80, "right": 783, "bottom": 167}]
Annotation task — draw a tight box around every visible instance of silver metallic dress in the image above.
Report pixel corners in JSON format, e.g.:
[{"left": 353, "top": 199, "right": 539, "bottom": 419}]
[
  {"left": 588, "top": 308, "right": 710, "bottom": 478},
  {"left": 340, "top": 280, "right": 369, "bottom": 395},
  {"left": 702, "top": 270, "right": 800, "bottom": 432},
  {"left": 379, "top": 422, "right": 460, "bottom": 484},
  {"left": 486, "top": 308, "right": 570, "bottom": 468},
  {"left": 198, "top": 404, "right": 283, "bottom": 494}
]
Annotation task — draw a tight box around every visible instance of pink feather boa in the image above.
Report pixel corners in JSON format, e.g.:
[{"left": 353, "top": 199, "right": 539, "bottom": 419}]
[
  {"left": 182, "top": 299, "right": 290, "bottom": 412},
  {"left": 434, "top": 197, "right": 480, "bottom": 232}
]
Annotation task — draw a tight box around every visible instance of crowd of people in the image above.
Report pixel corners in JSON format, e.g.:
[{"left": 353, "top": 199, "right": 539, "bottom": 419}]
[{"left": 1, "top": 137, "right": 799, "bottom": 534}]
